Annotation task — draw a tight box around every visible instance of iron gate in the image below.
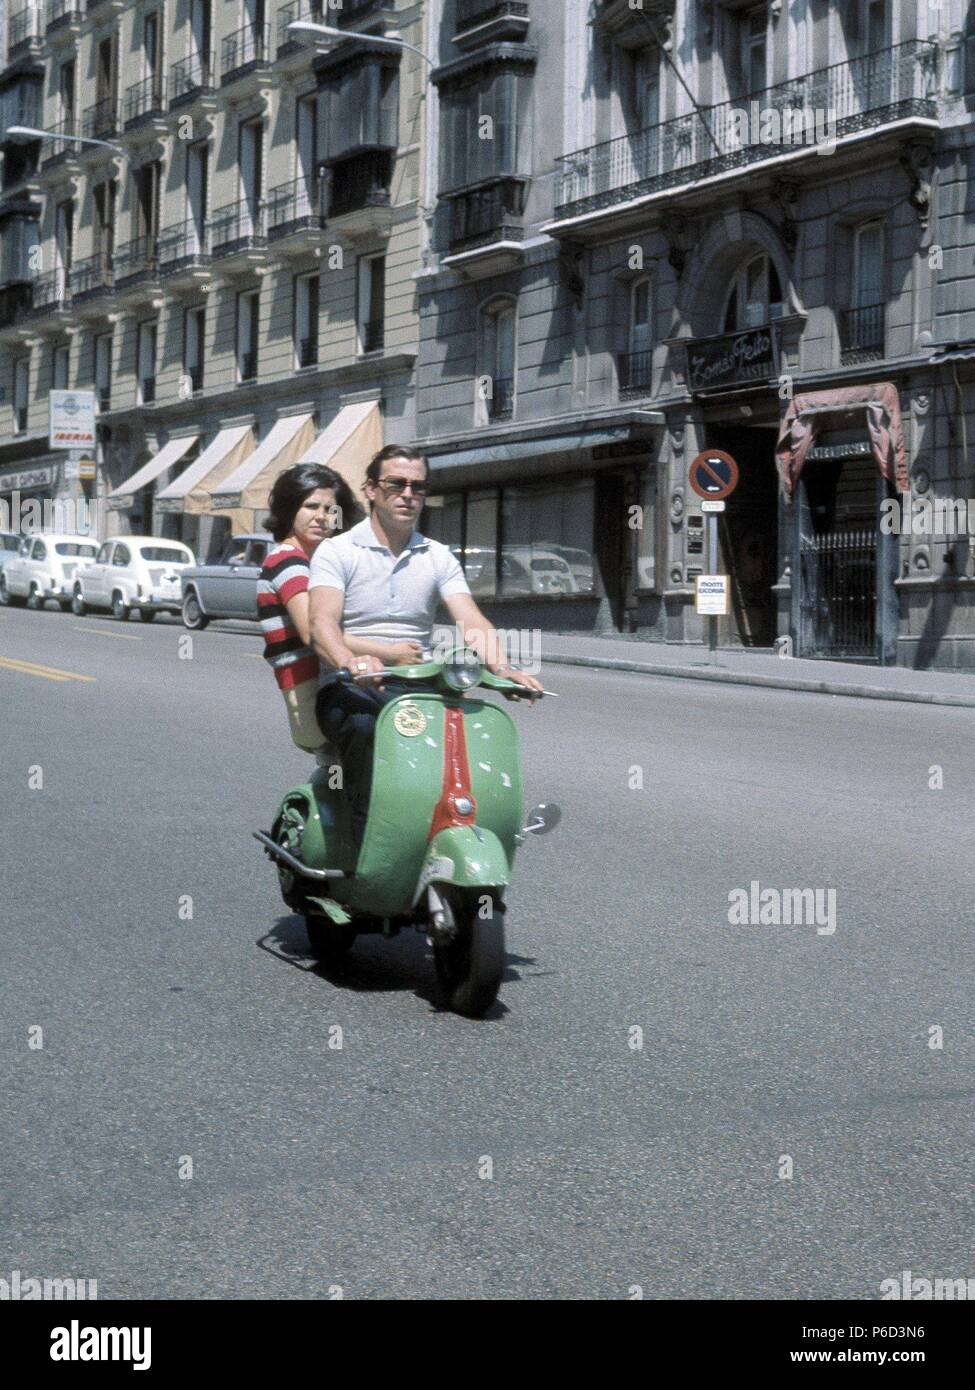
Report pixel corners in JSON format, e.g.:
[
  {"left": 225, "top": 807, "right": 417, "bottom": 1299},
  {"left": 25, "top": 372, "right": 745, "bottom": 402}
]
[{"left": 799, "top": 525, "right": 877, "bottom": 659}]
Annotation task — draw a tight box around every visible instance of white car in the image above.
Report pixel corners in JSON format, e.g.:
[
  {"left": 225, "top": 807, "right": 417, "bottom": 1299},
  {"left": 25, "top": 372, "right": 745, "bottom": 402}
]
[
  {"left": 0, "top": 532, "right": 101, "bottom": 611},
  {"left": 72, "top": 536, "right": 197, "bottom": 622}
]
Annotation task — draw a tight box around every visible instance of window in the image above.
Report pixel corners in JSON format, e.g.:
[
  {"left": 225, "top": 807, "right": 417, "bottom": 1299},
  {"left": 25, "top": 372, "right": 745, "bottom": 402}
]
[
  {"left": 144, "top": 11, "right": 162, "bottom": 84},
  {"left": 95, "top": 332, "right": 112, "bottom": 410},
  {"left": 54, "top": 200, "right": 73, "bottom": 279},
  {"left": 59, "top": 59, "right": 75, "bottom": 123},
  {"left": 440, "top": 67, "right": 531, "bottom": 190},
  {"left": 96, "top": 35, "right": 117, "bottom": 107},
  {"left": 186, "top": 143, "right": 209, "bottom": 252},
  {"left": 137, "top": 321, "right": 157, "bottom": 404},
  {"left": 722, "top": 254, "right": 783, "bottom": 331},
  {"left": 296, "top": 93, "right": 318, "bottom": 198},
  {"left": 479, "top": 299, "right": 516, "bottom": 422},
  {"left": 32, "top": 539, "right": 47, "bottom": 561},
  {"left": 321, "top": 59, "right": 399, "bottom": 161},
  {"left": 0, "top": 216, "right": 39, "bottom": 282},
  {"left": 853, "top": 221, "right": 884, "bottom": 308},
  {"left": 501, "top": 480, "right": 594, "bottom": 597},
  {"left": 96, "top": 542, "right": 113, "bottom": 564},
  {"left": 93, "top": 181, "right": 115, "bottom": 262},
  {"left": 13, "top": 357, "right": 29, "bottom": 433},
  {"left": 190, "top": 0, "right": 212, "bottom": 70},
  {"left": 860, "top": 0, "right": 889, "bottom": 56},
  {"left": 134, "top": 161, "right": 161, "bottom": 244},
  {"left": 841, "top": 220, "right": 885, "bottom": 363},
  {"left": 295, "top": 273, "right": 319, "bottom": 368},
  {"left": 237, "top": 290, "right": 259, "bottom": 381},
  {"left": 113, "top": 543, "right": 132, "bottom": 567},
  {"left": 357, "top": 255, "right": 385, "bottom": 354},
  {"left": 52, "top": 343, "right": 69, "bottom": 390},
  {"left": 239, "top": 119, "right": 263, "bottom": 234},
  {"left": 183, "top": 306, "right": 205, "bottom": 393},
  {"left": 742, "top": 8, "right": 767, "bottom": 94},
  {"left": 623, "top": 45, "right": 660, "bottom": 134}
]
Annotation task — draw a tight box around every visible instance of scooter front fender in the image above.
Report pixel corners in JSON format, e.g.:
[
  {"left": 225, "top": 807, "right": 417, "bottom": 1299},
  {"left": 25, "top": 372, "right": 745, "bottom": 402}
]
[{"left": 413, "top": 826, "right": 511, "bottom": 907}]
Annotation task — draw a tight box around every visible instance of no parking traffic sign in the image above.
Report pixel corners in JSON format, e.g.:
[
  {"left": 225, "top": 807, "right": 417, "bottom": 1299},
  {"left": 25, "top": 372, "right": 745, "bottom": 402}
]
[{"left": 689, "top": 449, "right": 739, "bottom": 500}]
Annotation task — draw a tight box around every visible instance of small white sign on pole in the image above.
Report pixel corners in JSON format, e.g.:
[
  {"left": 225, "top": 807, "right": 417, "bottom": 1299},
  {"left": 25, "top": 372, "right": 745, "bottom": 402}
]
[
  {"left": 49, "top": 390, "right": 97, "bottom": 451},
  {"left": 695, "top": 574, "right": 730, "bottom": 617}
]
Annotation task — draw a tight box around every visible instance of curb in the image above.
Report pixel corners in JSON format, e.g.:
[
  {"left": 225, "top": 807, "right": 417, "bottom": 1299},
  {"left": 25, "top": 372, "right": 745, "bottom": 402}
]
[{"left": 542, "top": 653, "right": 975, "bottom": 710}]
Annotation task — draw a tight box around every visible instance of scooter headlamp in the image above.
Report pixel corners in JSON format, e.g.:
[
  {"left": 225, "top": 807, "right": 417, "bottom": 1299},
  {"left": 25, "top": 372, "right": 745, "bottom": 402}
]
[{"left": 443, "top": 652, "right": 483, "bottom": 692}]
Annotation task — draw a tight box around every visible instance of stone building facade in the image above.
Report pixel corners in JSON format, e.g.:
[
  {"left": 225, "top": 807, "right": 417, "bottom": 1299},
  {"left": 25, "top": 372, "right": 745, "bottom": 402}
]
[{"left": 416, "top": 0, "right": 975, "bottom": 669}]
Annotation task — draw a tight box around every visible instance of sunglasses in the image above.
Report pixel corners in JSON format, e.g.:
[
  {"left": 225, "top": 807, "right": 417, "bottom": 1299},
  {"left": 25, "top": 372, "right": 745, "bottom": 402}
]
[{"left": 377, "top": 476, "right": 429, "bottom": 497}]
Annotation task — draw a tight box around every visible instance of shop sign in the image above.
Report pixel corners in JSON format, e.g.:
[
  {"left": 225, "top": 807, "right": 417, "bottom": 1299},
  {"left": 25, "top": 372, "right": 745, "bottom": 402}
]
[
  {"left": 695, "top": 574, "right": 730, "bottom": 616},
  {"left": 49, "top": 390, "right": 97, "bottom": 450},
  {"left": 685, "top": 326, "right": 776, "bottom": 394},
  {"left": 0, "top": 465, "right": 56, "bottom": 493}
]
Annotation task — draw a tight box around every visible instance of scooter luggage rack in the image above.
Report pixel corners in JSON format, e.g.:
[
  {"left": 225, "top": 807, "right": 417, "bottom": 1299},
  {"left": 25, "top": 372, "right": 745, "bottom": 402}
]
[{"left": 252, "top": 830, "right": 349, "bottom": 880}]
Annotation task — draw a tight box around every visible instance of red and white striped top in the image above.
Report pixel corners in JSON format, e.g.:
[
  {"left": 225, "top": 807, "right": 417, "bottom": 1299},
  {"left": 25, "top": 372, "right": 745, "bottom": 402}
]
[{"left": 257, "top": 544, "right": 319, "bottom": 690}]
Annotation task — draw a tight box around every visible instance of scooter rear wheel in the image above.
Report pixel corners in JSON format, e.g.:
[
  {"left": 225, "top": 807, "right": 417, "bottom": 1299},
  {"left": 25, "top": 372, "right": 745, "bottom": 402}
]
[
  {"left": 305, "top": 915, "right": 357, "bottom": 969},
  {"left": 433, "top": 887, "right": 505, "bottom": 1019}
]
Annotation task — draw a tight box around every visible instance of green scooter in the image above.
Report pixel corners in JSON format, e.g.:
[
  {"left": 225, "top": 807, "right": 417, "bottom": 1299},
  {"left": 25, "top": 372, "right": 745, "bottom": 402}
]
[{"left": 255, "top": 648, "right": 560, "bottom": 1018}]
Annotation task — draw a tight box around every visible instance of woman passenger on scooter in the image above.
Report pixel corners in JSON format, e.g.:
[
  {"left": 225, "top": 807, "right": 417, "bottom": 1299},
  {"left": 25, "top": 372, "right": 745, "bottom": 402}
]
[{"left": 259, "top": 463, "right": 423, "bottom": 753}]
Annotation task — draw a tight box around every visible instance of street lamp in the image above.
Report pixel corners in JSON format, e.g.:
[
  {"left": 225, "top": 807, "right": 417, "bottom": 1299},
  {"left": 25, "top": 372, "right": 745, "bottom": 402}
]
[
  {"left": 287, "top": 21, "right": 432, "bottom": 65},
  {"left": 4, "top": 125, "right": 125, "bottom": 156}
]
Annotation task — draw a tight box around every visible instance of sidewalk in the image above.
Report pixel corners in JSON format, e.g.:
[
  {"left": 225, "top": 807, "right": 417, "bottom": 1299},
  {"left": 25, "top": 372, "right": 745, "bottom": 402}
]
[{"left": 537, "top": 633, "right": 975, "bottom": 709}]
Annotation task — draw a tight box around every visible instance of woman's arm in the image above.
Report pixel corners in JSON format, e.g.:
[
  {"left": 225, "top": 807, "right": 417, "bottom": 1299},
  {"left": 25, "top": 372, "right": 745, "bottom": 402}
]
[{"left": 345, "top": 634, "right": 424, "bottom": 664}]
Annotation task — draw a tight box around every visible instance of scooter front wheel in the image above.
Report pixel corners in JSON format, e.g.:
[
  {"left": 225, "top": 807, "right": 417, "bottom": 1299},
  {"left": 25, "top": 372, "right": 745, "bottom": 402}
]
[
  {"left": 433, "top": 888, "right": 505, "bottom": 1019},
  {"left": 305, "top": 915, "right": 357, "bottom": 969}
]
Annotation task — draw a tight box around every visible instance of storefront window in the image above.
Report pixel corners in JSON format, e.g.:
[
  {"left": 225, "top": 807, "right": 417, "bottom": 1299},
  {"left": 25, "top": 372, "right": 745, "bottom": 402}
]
[
  {"left": 501, "top": 480, "right": 595, "bottom": 598},
  {"left": 465, "top": 490, "right": 498, "bottom": 599}
]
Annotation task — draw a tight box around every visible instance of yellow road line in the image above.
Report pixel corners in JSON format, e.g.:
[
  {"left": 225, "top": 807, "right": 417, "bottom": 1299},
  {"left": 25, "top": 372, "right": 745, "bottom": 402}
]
[
  {"left": 69, "top": 624, "right": 142, "bottom": 641},
  {"left": 0, "top": 655, "right": 95, "bottom": 683}
]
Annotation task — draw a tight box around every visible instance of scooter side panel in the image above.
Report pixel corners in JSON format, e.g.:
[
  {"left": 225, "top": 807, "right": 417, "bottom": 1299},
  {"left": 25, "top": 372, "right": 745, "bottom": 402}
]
[{"left": 462, "top": 699, "right": 523, "bottom": 870}]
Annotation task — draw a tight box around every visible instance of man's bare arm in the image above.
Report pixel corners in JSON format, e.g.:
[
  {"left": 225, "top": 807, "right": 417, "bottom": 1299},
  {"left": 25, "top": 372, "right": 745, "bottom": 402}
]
[
  {"left": 309, "top": 585, "right": 375, "bottom": 671},
  {"left": 444, "top": 593, "right": 543, "bottom": 695}
]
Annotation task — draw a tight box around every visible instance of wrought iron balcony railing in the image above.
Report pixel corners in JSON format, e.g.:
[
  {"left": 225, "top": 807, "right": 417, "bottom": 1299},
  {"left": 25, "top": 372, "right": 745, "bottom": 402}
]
[
  {"left": 112, "top": 235, "right": 158, "bottom": 285},
  {"left": 221, "top": 24, "right": 271, "bottom": 84},
  {"left": 0, "top": 90, "right": 43, "bottom": 137},
  {"left": 45, "top": 0, "right": 83, "bottom": 34},
  {"left": 69, "top": 249, "right": 113, "bottom": 298},
  {"left": 456, "top": 0, "right": 529, "bottom": 31},
  {"left": 277, "top": 0, "right": 324, "bottom": 52},
  {"left": 486, "top": 375, "right": 514, "bottom": 420},
  {"left": 266, "top": 178, "right": 324, "bottom": 238},
  {"left": 617, "top": 350, "right": 654, "bottom": 395},
  {"left": 327, "top": 149, "right": 393, "bottom": 219},
  {"left": 839, "top": 303, "right": 886, "bottom": 364},
  {"left": 39, "top": 117, "right": 80, "bottom": 166},
  {"left": 555, "top": 40, "right": 940, "bottom": 216},
  {"left": 169, "top": 53, "right": 217, "bottom": 105},
  {"left": 157, "top": 221, "right": 211, "bottom": 272},
  {"left": 296, "top": 335, "right": 319, "bottom": 368},
  {"left": 82, "top": 98, "right": 119, "bottom": 141},
  {"left": 9, "top": 7, "right": 42, "bottom": 53},
  {"left": 447, "top": 178, "right": 526, "bottom": 252},
  {"left": 210, "top": 199, "right": 266, "bottom": 255},
  {"left": 124, "top": 75, "right": 166, "bottom": 127},
  {"left": 27, "top": 267, "right": 71, "bottom": 312}
]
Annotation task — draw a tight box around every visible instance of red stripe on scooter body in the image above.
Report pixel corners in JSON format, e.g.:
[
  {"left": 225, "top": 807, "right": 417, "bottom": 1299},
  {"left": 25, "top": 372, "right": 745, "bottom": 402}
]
[{"left": 428, "top": 705, "right": 477, "bottom": 840}]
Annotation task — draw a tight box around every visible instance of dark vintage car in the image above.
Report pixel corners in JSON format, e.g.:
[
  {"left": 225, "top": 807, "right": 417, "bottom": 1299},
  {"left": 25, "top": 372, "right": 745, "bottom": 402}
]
[{"left": 180, "top": 533, "right": 272, "bottom": 628}]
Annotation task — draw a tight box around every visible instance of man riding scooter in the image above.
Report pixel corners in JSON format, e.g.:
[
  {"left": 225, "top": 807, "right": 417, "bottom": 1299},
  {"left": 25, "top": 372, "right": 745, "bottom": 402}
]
[{"left": 308, "top": 445, "right": 544, "bottom": 846}]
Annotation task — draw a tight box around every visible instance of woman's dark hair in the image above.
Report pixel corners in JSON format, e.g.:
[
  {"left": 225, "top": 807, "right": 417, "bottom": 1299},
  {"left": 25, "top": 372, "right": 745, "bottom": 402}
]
[{"left": 265, "top": 463, "right": 361, "bottom": 543}]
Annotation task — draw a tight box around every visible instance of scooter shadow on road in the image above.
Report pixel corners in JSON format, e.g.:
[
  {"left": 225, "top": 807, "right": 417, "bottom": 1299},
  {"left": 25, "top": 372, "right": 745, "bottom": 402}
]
[{"left": 257, "top": 914, "right": 539, "bottom": 1019}]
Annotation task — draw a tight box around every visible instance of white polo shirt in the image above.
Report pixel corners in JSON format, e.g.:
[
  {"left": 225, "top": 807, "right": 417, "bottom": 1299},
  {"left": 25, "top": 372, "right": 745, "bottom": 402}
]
[{"left": 308, "top": 517, "right": 471, "bottom": 648}]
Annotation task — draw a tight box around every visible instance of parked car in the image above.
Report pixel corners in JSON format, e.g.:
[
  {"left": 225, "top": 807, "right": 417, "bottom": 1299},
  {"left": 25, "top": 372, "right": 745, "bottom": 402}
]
[
  {"left": 0, "top": 530, "right": 20, "bottom": 574},
  {"left": 501, "top": 546, "right": 577, "bottom": 597},
  {"left": 0, "top": 532, "right": 101, "bottom": 610},
  {"left": 72, "top": 537, "right": 196, "bottom": 622},
  {"left": 180, "top": 533, "right": 272, "bottom": 629}
]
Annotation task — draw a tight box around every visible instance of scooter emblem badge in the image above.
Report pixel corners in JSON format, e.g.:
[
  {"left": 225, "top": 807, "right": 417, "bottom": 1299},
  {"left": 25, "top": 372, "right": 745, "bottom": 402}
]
[{"left": 393, "top": 703, "right": 427, "bottom": 737}]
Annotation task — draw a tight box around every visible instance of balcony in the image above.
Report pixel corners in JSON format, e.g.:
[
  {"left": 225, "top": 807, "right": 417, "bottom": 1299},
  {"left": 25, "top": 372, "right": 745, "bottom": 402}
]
[
  {"left": 168, "top": 53, "right": 217, "bottom": 111},
  {"left": 277, "top": 0, "right": 325, "bottom": 64},
  {"left": 324, "top": 149, "right": 394, "bottom": 237},
  {"left": 454, "top": 0, "right": 530, "bottom": 48},
  {"left": 221, "top": 24, "right": 273, "bottom": 93},
  {"left": 38, "top": 118, "right": 81, "bottom": 178},
  {"left": 210, "top": 199, "right": 267, "bottom": 271},
  {"left": 335, "top": 0, "right": 398, "bottom": 26},
  {"left": 617, "top": 349, "right": 654, "bottom": 397},
  {"left": 441, "top": 177, "right": 527, "bottom": 277},
  {"left": 82, "top": 98, "right": 119, "bottom": 143},
  {"left": 45, "top": 0, "right": 83, "bottom": 41},
  {"left": 0, "top": 87, "right": 42, "bottom": 144},
  {"left": 23, "top": 267, "right": 75, "bottom": 328},
  {"left": 486, "top": 375, "right": 513, "bottom": 420},
  {"left": 839, "top": 303, "right": 886, "bottom": 364},
  {"left": 266, "top": 177, "right": 328, "bottom": 256},
  {"left": 8, "top": 8, "right": 44, "bottom": 61},
  {"left": 112, "top": 235, "right": 161, "bottom": 301},
  {"left": 297, "top": 335, "right": 318, "bottom": 369},
  {"left": 360, "top": 316, "right": 384, "bottom": 354},
  {"left": 157, "top": 221, "right": 212, "bottom": 289},
  {"left": 69, "top": 250, "right": 114, "bottom": 316},
  {"left": 124, "top": 76, "right": 167, "bottom": 133},
  {"left": 551, "top": 41, "right": 940, "bottom": 232}
]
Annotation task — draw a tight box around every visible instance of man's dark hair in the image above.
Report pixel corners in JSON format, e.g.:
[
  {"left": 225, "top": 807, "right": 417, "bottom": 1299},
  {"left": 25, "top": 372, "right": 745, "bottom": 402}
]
[
  {"left": 364, "top": 444, "right": 430, "bottom": 488},
  {"left": 265, "top": 463, "right": 361, "bottom": 543}
]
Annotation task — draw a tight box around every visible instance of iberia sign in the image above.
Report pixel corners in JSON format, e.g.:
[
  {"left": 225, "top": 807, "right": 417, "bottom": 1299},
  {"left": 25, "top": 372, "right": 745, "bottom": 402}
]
[
  {"left": 685, "top": 325, "right": 776, "bottom": 394},
  {"left": 49, "top": 390, "right": 97, "bottom": 450}
]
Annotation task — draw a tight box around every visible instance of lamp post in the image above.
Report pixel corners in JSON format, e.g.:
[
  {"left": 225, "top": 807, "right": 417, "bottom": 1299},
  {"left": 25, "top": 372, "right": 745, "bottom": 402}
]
[
  {"left": 4, "top": 125, "right": 125, "bottom": 156},
  {"left": 286, "top": 21, "right": 432, "bottom": 66}
]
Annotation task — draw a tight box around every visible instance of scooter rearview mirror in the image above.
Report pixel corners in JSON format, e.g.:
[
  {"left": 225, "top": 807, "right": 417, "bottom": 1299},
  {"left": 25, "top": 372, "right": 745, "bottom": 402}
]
[{"left": 522, "top": 802, "right": 562, "bottom": 835}]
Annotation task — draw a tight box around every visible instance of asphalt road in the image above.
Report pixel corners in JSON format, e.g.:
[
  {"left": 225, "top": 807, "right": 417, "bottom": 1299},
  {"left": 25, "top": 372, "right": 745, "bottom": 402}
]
[{"left": 2, "top": 603, "right": 974, "bottom": 1299}]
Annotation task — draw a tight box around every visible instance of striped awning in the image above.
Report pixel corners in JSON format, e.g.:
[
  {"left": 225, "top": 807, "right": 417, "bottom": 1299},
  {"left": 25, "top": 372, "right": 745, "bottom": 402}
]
[
  {"left": 210, "top": 413, "right": 316, "bottom": 510},
  {"left": 108, "top": 435, "right": 199, "bottom": 511},
  {"left": 155, "top": 425, "right": 253, "bottom": 515}
]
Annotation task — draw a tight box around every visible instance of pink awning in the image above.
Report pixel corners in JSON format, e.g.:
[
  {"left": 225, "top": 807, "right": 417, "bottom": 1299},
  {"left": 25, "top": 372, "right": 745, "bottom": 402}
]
[{"left": 775, "top": 382, "right": 909, "bottom": 496}]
